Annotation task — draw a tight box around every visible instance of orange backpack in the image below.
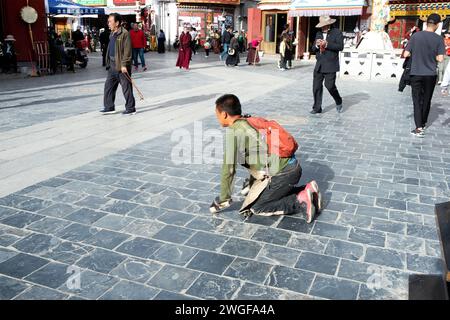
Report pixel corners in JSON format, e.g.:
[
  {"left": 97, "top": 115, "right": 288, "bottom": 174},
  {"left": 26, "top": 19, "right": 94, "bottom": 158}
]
[{"left": 244, "top": 115, "right": 298, "bottom": 158}]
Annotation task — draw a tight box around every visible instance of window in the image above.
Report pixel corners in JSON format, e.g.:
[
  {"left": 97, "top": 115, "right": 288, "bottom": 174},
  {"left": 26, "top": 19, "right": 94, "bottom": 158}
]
[{"left": 264, "top": 14, "right": 275, "bottom": 42}]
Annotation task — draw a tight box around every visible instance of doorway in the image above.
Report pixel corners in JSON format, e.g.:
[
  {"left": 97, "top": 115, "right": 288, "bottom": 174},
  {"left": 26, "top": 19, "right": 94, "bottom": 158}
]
[{"left": 261, "top": 11, "right": 287, "bottom": 54}]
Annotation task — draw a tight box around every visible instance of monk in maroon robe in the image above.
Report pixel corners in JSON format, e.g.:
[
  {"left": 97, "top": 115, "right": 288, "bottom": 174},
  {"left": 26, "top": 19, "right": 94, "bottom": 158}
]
[{"left": 176, "top": 30, "right": 192, "bottom": 70}]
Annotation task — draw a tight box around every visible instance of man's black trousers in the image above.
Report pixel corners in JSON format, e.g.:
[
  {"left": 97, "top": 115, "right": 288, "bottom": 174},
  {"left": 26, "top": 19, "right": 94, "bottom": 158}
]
[
  {"left": 103, "top": 66, "right": 136, "bottom": 112},
  {"left": 312, "top": 70, "right": 342, "bottom": 112},
  {"left": 410, "top": 75, "right": 437, "bottom": 129}
]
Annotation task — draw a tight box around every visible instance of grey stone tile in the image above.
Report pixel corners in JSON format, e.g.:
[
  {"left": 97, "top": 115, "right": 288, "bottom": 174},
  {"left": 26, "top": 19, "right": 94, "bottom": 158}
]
[
  {"left": 153, "top": 290, "right": 198, "bottom": 300},
  {"left": 185, "top": 231, "right": 228, "bottom": 251},
  {"left": 0, "top": 206, "right": 18, "bottom": 220},
  {"left": 0, "top": 253, "right": 49, "bottom": 278},
  {"left": 348, "top": 227, "right": 386, "bottom": 247},
  {"left": 355, "top": 206, "right": 389, "bottom": 219},
  {"left": 277, "top": 216, "right": 314, "bottom": 234},
  {"left": 12, "top": 233, "right": 61, "bottom": 255},
  {"left": 0, "top": 248, "right": 18, "bottom": 264},
  {"left": 25, "top": 262, "right": 71, "bottom": 289},
  {"left": 0, "top": 275, "right": 31, "bottom": 299},
  {"left": 92, "top": 215, "right": 134, "bottom": 231},
  {"left": 310, "top": 276, "right": 360, "bottom": 300},
  {"left": 245, "top": 215, "right": 283, "bottom": 227},
  {"left": 337, "top": 259, "right": 375, "bottom": 283},
  {"left": 107, "top": 189, "right": 140, "bottom": 201},
  {"left": 121, "top": 219, "right": 165, "bottom": 238},
  {"left": 215, "top": 220, "right": 259, "bottom": 239},
  {"left": 74, "top": 196, "right": 111, "bottom": 210},
  {"left": 251, "top": 226, "right": 292, "bottom": 246},
  {"left": 110, "top": 259, "right": 162, "bottom": 283},
  {"left": 371, "top": 218, "right": 406, "bottom": 235},
  {"left": 14, "top": 197, "right": 54, "bottom": 213},
  {"left": 56, "top": 223, "right": 99, "bottom": 242},
  {"left": 76, "top": 248, "right": 127, "bottom": 274},
  {"left": 187, "top": 250, "right": 234, "bottom": 275},
  {"left": 224, "top": 258, "right": 273, "bottom": 284},
  {"left": 364, "top": 247, "right": 406, "bottom": 269},
  {"left": 1, "top": 211, "right": 43, "bottom": 228},
  {"left": 58, "top": 270, "right": 119, "bottom": 299},
  {"left": 287, "top": 233, "right": 329, "bottom": 253},
  {"left": 156, "top": 210, "right": 195, "bottom": 226},
  {"left": 50, "top": 191, "right": 86, "bottom": 204},
  {"left": 325, "top": 239, "right": 364, "bottom": 261},
  {"left": 389, "top": 210, "right": 423, "bottom": 224},
  {"left": 26, "top": 217, "right": 72, "bottom": 234},
  {"left": 159, "top": 197, "right": 193, "bottom": 212},
  {"left": 150, "top": 244, "right": 198, "bottom": 266},
  {"left": 385, "top": 234, "right": 425, "bottom": 254},
  {"left": 83, "top": 229, "right": 131, "bottom": 250},
  {"left": 265, "top": 265, "right": 315, "bottom": 294},
  {"left": 153, "top": 225, "right": 196, "bottom": 244},
  {"left": 295, "top": 252, "right": 339, "bottom": 275},
  {"left": 148, "top": 265, "right": 200, "bottom": 292},
  {"left": 375, "top": 198, "right": 406, "bottom": 211},
  {"left": 127, "top": 205, "right": 166, "bottom": 220},
  {"left": 336, "top": 214, "right": 372, "bottom": 229},
  {"left": 185, "top": 216, "right": 224, "bottom": 232},
  {"left": 312, "top": 222, "right": 349, "bottom": 240},
  {"left": 406, "top": 223, "right": 439, "bottom": 240},
  {"left": 235, "top": 282, "right": 310, "bottom": 300},
  {"left": 345, "top": 194, "right": 375, "bottom": 206},
  {"left": 186, "top": 273, "right": 241, "bottom": 300},
  {"left": 65, "top": 208, "right": 107, "bottom": 224},
  {"left": 425, "top": 240, "right": 442, "bottom": 258},
  {"left": 0, "top": 194, "right": 30, "bottom": 208},
  {"left": 100, "top": 280, "right": 159, "bottom": 300},
  {"left": 406, "top": 253, "right": 444, "bottom": 274},
  {"left": 14, "top": 286, "right": 69, "bottom": 300},
  {"left": 101, "top": 200, "right": 139, "bottom": 215},
  {"left": 39, "top": 177, "right": 72, "bottom": 188},
  {"left": 220, "top": 238, "right": 262, "bottom": 259},
  {"left": 42, "top": 241, "right": 93, "bottom": 265},
  {"left": 257, "top": 244, "right": 301, "bottom": 268},
  {"left": 116, "top": 237, "right": 164, "bottom": 259}
]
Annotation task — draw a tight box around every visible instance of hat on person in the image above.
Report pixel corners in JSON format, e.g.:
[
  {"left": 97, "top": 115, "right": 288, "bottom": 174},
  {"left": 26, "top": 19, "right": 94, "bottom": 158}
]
[
  {"left": 427, "top": 13, "right": 441, "bottom": 25},
  {"left": 316, "top": 15, "right": 336, "bottom": 28},
  {"left": 4, "top": 35, "right": 16, "bottom": 41}
]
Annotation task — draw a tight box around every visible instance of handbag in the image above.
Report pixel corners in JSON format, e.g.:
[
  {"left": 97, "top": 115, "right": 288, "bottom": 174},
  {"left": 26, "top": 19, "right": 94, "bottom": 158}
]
[{"left": 228, "top": 48, "right": 235, "bottom": 55}]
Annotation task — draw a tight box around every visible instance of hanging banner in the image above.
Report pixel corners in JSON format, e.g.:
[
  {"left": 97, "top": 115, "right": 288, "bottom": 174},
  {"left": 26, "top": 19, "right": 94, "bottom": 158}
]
[{"left": 72, "top": 0, "right": 107, "bottom": 6}]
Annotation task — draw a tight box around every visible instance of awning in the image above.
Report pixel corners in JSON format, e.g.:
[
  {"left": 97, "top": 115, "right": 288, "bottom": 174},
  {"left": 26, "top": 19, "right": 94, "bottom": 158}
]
[
  {"left": 104, "top": 7, "right": 139, "bottom": 15},
  {"left": 258, "top": 0, "right": 291, "bottom": 11},
  {"left": 289, "top": 0, "right": 367, "bottom": 17},
  {"left": 46, "top": 0, "right": 105, "bottom": 15}
]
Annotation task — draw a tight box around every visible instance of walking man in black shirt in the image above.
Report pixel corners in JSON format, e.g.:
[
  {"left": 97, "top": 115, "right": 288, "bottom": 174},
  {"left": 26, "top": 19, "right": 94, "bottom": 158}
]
[{"left": 404, "top": 13, "right": 445, "bottom": 137}]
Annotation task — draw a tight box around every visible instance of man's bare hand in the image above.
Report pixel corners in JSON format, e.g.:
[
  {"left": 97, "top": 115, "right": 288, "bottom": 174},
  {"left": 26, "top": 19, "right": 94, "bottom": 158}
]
[{"left": 121, "top": 66, "right": 128, "bottom": 74}]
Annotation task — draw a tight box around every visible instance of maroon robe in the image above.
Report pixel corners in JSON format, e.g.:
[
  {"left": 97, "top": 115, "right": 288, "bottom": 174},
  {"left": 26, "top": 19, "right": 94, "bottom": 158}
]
[{"left": 176, "top": 32, "right": 192, "bottom": 69}]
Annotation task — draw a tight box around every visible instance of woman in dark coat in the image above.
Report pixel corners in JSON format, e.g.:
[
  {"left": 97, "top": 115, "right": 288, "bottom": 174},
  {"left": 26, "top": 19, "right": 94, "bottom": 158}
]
[
  {"left": 157, "top": 29, "right": 166, "bottom": 53},
  {"left": 225, "top": 32, "right": 240, "bottom": 67},
  {"left": 176, "top": 29, "right": 192, "bottom": 70}
]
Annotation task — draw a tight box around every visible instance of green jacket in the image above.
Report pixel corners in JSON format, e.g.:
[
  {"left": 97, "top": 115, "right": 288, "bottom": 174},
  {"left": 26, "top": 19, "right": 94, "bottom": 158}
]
[
  {"left": 220, "top": 119, "right": 291, "bottom": 202},
  {"left": 106, "top": 27, "right": 132, "bottom": 71}
]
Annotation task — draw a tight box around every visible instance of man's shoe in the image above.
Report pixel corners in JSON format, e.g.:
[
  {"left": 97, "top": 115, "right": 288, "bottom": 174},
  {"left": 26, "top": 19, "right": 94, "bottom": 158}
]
[
  {"left": 336, "top": 104, "right": 343, "bottom": 113},
  {"left": 122, "top": 110, "right": 137, "bottom": 115},
  {"left": 297, "top": 188, "right": 316, "bottom": 224},
  {"left": 310, "top": 109, "right": 322, "bottom": 114},
  {"left": 134, "top": 66, "right": 138, "bottom": 72},
  {"left": 143, "top": 66, "right": 147, "bottom": 72},
  {"left": 410, "top": 128, "right": 424, "bottom": 138},
  {"left": 209, "top": 197, "right": 232, "bottom": 214},
  {"left": 100, "top": 109, "right": 116, "bottom": 115},
  {"left": 306, "top": 180, "right": 322, "bottom": 212}
]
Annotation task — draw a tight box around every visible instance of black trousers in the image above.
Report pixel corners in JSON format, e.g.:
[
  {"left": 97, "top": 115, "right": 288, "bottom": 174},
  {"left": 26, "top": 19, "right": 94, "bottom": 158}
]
[
  {"left": 312, "top": 70, "right": 342, "bottom": 112},
  {"left": 251, "top": 160, "right": 305, "bottom": 215},
  {"left": 103, "top": 66, "right": 136, "bottom": 112},
  {"left": 410, "top": 75, "right": 437, "bottom": 129}
]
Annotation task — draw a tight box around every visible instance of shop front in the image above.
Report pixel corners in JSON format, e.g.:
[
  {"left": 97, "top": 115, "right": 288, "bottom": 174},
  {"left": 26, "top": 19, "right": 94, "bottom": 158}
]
[
  {"left": 388, "top": 0, "right": 450, "bottom": 49},
  {"left": 176, "top": 0, "right": 239, "bottom": 39},
  {"left": 257, "top": 0, "right": 290, "bottom": 54},
  {"left": 289, "top": 0, "right": 368, "bottom": 57}
]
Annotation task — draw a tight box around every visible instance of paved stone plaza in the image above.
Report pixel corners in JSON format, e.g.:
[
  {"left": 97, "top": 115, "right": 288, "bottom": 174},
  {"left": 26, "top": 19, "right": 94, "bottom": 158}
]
[{"left": 0, "top": 52, "right": 449, "bottom": 300}]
